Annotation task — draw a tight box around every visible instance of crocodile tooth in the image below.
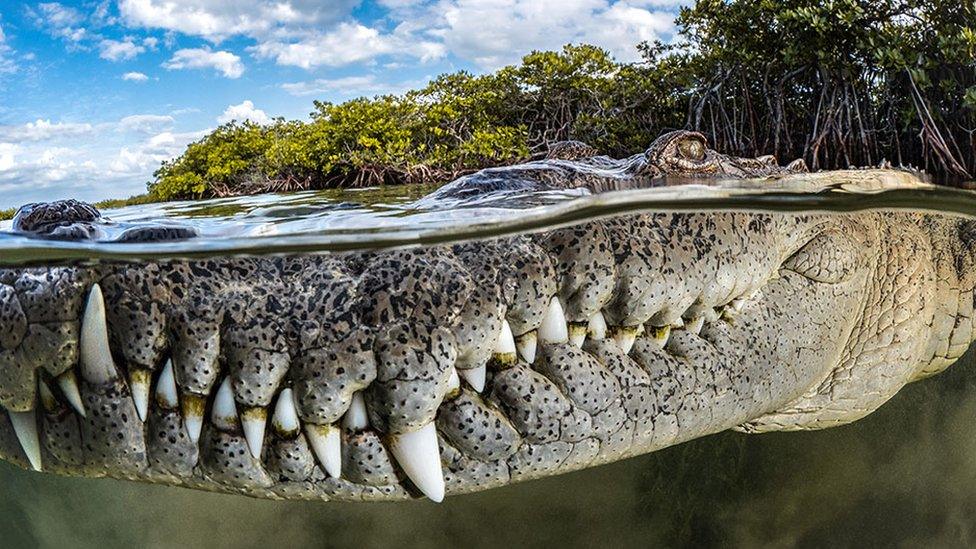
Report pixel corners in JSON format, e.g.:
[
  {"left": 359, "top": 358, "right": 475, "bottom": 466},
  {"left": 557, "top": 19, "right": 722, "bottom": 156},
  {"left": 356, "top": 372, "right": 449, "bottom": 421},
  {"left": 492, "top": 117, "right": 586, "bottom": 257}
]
[
  {"left": 568, "top": 322, "right": 588, "bottom": 347},
  {"left": 341, "top": 391, "right": 369, "bottom": 431},
  {"left": 515, "top": 330, "right": 537, "bottom": 364},
  {"left": 612, "top": 326, "right": 638, "bottom": 354},
  {"left": 155, "top": 360, "right": 178, "bottom": 410},
  {"left": 492, "top": 319, "right": 517, "bottom": 366},
  {"left": 458, "top": 365, "right": 486, "bottom": 392},
  {"left": 241, "top": 406, "right": 267, "bottom": 458},
  {"left": 305, "top": 423, "right": 341, "bottom": 478},
  {"left": 79, "top": 283, "right": 118, "bottom": 384},
  {"left": 446, "top": 368, "right": 461, "bottom": 398},
  {"left": 687, "top": 316, "right": 705, "bottom": 335},
  {"left": 271, "top": 388, "right": 300, "bottom": 437},
  {"left": 182, "top": 393, "right": 207, "bottom": 443},
  {"left": 730, "top": 297, "right": 745, "bottom": 312},
  {"left": 703, "top": 308, "right": 720, "bottom": 322},
  {"left": 38, "top": 381, "right": 58, "bottom": 413},
  {"left": 538, "top": 297, "right": 568, "bottom": 344},
  {"left": 587, "top": 311, "right": 607, "bottom": 340},
  {"left": 388, "top": 422, "right": 445, "bottom": 503},
  {"left": 211, "top": 378, "right": 239, "bottom": 432},
  {"left": 56, "top": 370, "right": 86, "bottom": 417},
  {"left": 649, "top": 325, "right": 671, "bottom": 348},
  {"left": 129, "top": 368, "right": 151, "bottom": 422},
  {"left": 8, "top": 409, "right": 41, "bottom": 471}
]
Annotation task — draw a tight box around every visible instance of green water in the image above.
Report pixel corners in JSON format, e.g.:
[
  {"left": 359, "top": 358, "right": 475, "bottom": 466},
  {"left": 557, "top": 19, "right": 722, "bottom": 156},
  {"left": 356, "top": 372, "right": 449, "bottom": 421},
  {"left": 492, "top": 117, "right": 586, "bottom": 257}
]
[{"left": 1, "top": 347, "right": 974, "bottom": 548}]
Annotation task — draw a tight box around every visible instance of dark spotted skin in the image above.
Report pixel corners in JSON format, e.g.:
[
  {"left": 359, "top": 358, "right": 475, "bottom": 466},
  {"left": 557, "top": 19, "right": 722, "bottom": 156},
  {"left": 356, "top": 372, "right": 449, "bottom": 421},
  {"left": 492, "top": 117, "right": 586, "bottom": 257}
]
[{"left": 0, "top": 135, "right": 970, "bottom": 503}]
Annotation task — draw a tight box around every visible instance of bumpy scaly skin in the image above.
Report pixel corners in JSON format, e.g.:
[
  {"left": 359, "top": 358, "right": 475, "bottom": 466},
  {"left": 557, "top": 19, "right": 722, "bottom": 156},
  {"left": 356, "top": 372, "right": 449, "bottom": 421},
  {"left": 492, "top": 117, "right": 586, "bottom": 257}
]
[{"left": 0, "top": 133, "right": 970, "bottom": 503}]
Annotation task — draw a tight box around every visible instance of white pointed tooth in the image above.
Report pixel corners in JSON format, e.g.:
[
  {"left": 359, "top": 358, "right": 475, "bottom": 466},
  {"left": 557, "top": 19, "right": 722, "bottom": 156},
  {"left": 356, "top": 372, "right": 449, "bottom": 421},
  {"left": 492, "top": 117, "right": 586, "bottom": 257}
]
[
  {"left": 731, "top": 298, "right": 745, "bottom": 312},
  {"left": 128, "top": 368, "right": 150, "bottom": 422},
  {"left": 447, "top": 368, "right": 460, "bottom": 393},
  {"left": 650, "top": 325, "right": 671, "bottom": 348},
  {"left": 272, "top": 388, "right": 300, "bottom": 437},
  {"left": 612, "top": 326, "right": 637, "bottom": 354},
  {"left": 305, "top": 423, "right": 341, "bottom": 478},
  {"left": 492, "top": 319, "right": 517, "bottom": 365},
  {"left": 342, "top": 391, "right": 369, "bottom": 431},
  {"left": 182, "top": 394, "right": 206, "bottom": 443},
  {"left": 211, "top": 378, "right": 239, "bottom": 432},
  {"left": 687, "top": 316, "right": 704, "bottom": 335},
  {"left": 515, "top": 330, "right": 537, "bottom": 364},
  {"left": 458, "top": 364, "right": 486, "bottom": 392},
  {"left": 388, "top": 422, "right": 445, "bottom": 503},
  {"left": 38, "top": 381, "right": 58, "bottom": 413},
  {"left": 79, "top": 283, "right": 118, "bottom": 384},
  {"left": 155, "top": 360, "right": 178, "bottom": 410},
  {"left": 587, "top": 311, "right": 608, "bottom": 340},
  {"left": 703, "top": 308, "right": 720, "bottom": 322},
  {"left": 56, "top": 370, "right": 86, "bottom": 417},
  {"left": 8, "top": 409, "right": 41, "bottom": 471},
  {"left": 568, "top": 322, "right": 587, "bottom": 347},
  {"left": 538, "top": 297, "right": 568, "bottom": 344},
  {"left": 241, "top": 406, "right": 267, "bottom": 459}
]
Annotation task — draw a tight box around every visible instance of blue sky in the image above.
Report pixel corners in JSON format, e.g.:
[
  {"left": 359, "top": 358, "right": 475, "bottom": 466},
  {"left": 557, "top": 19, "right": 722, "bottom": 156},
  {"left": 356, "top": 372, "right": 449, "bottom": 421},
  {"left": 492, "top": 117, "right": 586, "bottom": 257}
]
[{"left": 0, "top": 0, "right": 688, "bottom": 208}]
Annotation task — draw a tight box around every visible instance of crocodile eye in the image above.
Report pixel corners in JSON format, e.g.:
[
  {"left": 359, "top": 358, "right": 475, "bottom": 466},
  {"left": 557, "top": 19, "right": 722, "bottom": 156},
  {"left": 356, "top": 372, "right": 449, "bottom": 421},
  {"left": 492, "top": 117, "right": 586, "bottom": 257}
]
[{"left": 677, "top": 138, "right": 705, "bottom": 162}]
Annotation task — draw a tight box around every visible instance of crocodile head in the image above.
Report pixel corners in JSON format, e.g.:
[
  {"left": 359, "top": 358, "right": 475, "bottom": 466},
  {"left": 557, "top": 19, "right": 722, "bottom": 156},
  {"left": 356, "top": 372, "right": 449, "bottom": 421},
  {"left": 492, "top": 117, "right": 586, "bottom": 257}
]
[
  {"left": 0, "top": 161, "right": 969, "bottom": 503},
  {"left": 643, "top": 130, "right": 809, "bottom": 177}
]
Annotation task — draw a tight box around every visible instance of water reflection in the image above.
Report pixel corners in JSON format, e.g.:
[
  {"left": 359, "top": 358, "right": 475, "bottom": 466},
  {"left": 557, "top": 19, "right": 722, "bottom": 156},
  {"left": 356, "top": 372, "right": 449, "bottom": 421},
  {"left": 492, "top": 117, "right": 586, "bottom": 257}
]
[{"left": 1, "top": 348, "right": 974, "bottom": 548}]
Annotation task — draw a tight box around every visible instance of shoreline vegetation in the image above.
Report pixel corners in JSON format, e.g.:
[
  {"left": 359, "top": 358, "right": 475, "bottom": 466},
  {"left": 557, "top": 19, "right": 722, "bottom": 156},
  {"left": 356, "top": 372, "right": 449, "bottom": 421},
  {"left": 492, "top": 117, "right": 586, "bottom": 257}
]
[{"left": 5, "top": 0, "right": 973, "bottom": 220}]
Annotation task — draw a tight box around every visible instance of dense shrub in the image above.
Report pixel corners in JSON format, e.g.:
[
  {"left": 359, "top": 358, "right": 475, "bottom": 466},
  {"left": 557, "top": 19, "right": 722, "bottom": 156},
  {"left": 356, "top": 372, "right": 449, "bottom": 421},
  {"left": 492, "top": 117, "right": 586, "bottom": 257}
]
[{"left": 149, "top": 0, "right": 975, "bottom": 200}]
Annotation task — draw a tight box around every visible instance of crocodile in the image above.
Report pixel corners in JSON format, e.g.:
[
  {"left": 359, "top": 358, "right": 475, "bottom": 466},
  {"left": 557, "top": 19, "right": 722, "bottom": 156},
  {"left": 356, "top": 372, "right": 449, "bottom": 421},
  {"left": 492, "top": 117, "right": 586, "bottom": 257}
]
[{"left": 0, "top": 131, "right": 968, "bottom": 504}]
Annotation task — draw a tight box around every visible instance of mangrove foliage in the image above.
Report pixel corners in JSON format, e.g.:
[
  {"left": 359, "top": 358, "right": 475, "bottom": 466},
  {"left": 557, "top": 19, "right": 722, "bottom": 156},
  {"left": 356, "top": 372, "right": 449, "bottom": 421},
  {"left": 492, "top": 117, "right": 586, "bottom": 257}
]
[{"left": 150, "top": 0, "right": 976, "bottom": 200}]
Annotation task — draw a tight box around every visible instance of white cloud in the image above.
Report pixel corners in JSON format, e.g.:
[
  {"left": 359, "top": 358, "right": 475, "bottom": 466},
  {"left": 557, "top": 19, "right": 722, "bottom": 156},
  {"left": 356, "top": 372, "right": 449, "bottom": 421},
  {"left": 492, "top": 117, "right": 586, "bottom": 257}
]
[
  {"left": 122, "top": 71, "right": 149, "bottom": 81},
  {"left": 0, "top": 22, "right": 16, "bottom": 74},
  {"left": 0, "top": 120, "right": 95, "bottom": 143},
  {"left": 163, "top": 48, "right": 244, "bottom": 78},
  {"left": 117, "top": 0, "right": 359, "bottom": 41},
  {"left": 425, "top": 0, "right": 678, "bottom": 67},
  {"left": 251, "top": 22, "right": 445, "bottom": 69},
  {"left": 217, "top": 101, "right": 272, "bottom": 125},
  {"left": 99, "top": 38, "right": 146, "bottom": 61},
  {"left": 109, "top": 129, "right": 210, "bottom": 176},
  {"left": 31, "top": 2, "right": 89, "bottom": 43},
  {"left": 117, "top": 114, "right": 174, "bottom": 133},
  {"left": 281, "top": 75, "right": 420, "bottom": 97},
  {"left": 0, "top": 143, "right": 18, "bottom": 171}
]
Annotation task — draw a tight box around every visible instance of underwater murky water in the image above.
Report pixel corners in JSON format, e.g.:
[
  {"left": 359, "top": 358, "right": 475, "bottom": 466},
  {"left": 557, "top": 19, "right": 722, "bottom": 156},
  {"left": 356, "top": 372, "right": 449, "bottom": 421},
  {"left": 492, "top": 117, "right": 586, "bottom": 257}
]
[{"left": 3, "top": 171, "right": 976, "bottom": 548}]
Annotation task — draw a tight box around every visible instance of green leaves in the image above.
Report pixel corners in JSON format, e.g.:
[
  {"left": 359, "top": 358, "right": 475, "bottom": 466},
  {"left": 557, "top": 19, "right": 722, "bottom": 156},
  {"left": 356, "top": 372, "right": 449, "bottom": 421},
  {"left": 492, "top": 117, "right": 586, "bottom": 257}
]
[{"left": 149, "top": 0, "right": 975, "bottom": 200}]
